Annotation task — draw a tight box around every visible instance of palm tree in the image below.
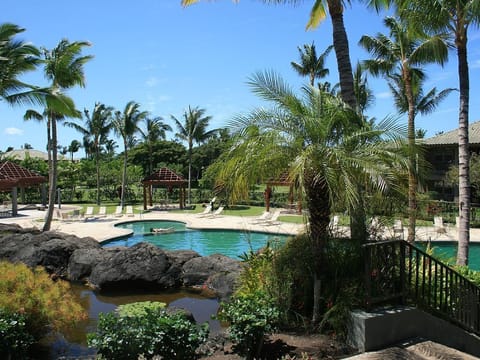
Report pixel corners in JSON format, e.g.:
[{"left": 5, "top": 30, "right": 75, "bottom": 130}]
[
  {"left": 171, "top": 106, "right": 216, "bottom": 204},
  {"left": 27, "top": 39, "right": 92, "bottom": 231},
  {"left": 0, "top": 23, "right": 45, "bottom": 106},
  {"left": 138, "top": 117, "right": 172, "bottom": 174},
  {"left": 359, "top": 16, "right": 449, "bottom": 242},
  {"left": 215, "top": 70, "right": 407, "bottom": 322},
  {"left": 291, "top": 42, "right": 333, "bottom": 86},
  {"left": 113, "top": 101, "right": 148, "bottom": 208},
  {"left": 395, "top": 0, "right": 480, "bottom": 265},
  {"left": 67, "top": 139, "right": 81, "bottom": 161},
  {"left": 65, "top": 102, "right": 114, "bottom": 205}
]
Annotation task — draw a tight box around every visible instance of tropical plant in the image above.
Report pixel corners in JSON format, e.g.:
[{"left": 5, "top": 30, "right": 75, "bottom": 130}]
[
  {"left": 66, "top": 102, "right": 114, "bottom": 204},
  {"left": 395, "top": 0, "right": 480, "bottom": 264},
  {"left": 172, "top": 105, "right": 216, "bottom": 204},
  {"left": 138, "top": 116, "right": 172, "bottom": 174},
  {"left": 212, "top": 70, "right": 407, "bottom": 322},
  {"left": 24, "top": 39, "right": 92, "bottom": 231},
  {"left": 360, "top": 16, "right": 449, "bottom": 242},
  {"left": 0, "top": 308, "right": 34, "bottom": 360},
  {"left": 67, "top": 139, "right": 81, "bottom": 160},
  {"left": 0, "top": 23, "right": 44, "bottom": 106},
  {"left": 291, "top": 42, "right": 333, "bottom": 87},
  {"left": 112, "top": 101, "right": 148, "bottom": 208}
]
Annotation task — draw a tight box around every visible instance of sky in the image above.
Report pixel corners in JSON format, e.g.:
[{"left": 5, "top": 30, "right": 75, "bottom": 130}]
[{"left": 2, "top": 1, "right": 480, "bottom": 155}]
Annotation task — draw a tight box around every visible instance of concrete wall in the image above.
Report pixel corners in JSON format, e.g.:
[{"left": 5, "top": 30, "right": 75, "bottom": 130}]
[{"left": 347, "top": 306, "right": 480, "bottom": 357}]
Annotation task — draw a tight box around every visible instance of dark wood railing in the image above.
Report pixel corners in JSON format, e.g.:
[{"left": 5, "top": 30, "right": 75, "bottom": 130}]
[{"left": 363, "top": 240, "right": 480, "bottom": 335}]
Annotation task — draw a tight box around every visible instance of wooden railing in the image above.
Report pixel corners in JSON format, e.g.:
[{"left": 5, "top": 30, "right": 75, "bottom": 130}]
[{"left": 363, "top": 240, "right": 480, "bottom": 335}]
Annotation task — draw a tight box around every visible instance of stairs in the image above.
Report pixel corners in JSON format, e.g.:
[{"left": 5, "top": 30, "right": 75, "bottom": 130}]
[{"left": 346, "top": 338, "right": 478, "bottom": 359}]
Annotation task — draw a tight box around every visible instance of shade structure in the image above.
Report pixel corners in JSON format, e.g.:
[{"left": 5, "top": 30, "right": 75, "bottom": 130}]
[
  {"left": 265, "top": 171, "right": 301, "bottom": 213},
  {"left": 141, "top": 167, "right": 187, "bottom": 210},
  {"left": 0, "top": 161, "right": 46, "bottom": 191}
]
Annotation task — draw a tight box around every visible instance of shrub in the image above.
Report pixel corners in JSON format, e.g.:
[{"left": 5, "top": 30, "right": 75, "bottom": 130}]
[
  {"left": 87, "top": 301, "right": 209, "bottom": 360},
  {"left": 217, "top": 291, "right": 280, "bottom": 360},
  {"left": 0, "top": 261, "right": 86, "bottom": 340},
  {"left": 0, "top": 308, "right": 34, "bottom": 359}
]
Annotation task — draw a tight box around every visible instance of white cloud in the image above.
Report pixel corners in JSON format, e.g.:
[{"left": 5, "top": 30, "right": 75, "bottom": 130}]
[
  {"left": 376, "top": 91, "right": 391, "bottom": 99},
  {"left": 4, "top": 127, "right": 23, "bottom": 135}
]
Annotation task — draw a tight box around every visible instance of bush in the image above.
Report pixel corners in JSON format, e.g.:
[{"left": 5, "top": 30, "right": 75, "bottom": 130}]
[
  {"left": 217, "top": 291, "right": 280, "bottom": 360},
  {"left": 0, "top": 261, "right": 86, "bottom": 340},
  {"left": 0, "top": 308, "right": 34, "bottom": 359},
  {"left": 87, "top": 301, "right": 209, "bottom": 360}
]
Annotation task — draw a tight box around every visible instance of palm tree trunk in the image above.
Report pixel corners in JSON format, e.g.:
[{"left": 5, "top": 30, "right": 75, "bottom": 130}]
[
  {"left": 404, "top": 73, "right": 417, "bottom": 243},
  {"left": 304, "top": 171, "right": 330, "bottom": 324},
  {"left": 327, "top": 0, "right": 357, "bottom": 111},
  {"left": 95, "top": 147, "right": 101, "bottom": 205},
  {"left": 188, "top": 145, "right": 192, "bottom": 205},
  {"left": 456, "top": 38, "right": 470, "bottom": 266},
  {"left": 121, "top": 142, "right": 128, "bottom": 208},
  {"left": 43, "top": 115, "right": 57, "bottom": 231}
]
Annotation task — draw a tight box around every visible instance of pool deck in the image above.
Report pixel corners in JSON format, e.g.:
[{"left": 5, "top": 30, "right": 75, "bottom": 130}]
[{"left": 1, "top": 206, "right": 480, "bottom": 244}]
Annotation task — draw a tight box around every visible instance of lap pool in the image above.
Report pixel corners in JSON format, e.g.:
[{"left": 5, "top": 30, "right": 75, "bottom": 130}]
[{"left": 105, "top": 220, "right": 290, "bottom": 258}]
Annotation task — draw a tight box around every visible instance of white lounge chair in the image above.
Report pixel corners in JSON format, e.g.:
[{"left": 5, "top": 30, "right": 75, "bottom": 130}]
[
  {"left": 126, "top": 205, "right": 134, "bottom": 217},
  {"left": 434, "top": 216, "right": 446, "bottom": 233},
  {"left": 262, "top": 210, "right": 281, "bottom": 226},
  {"left": 207, "top": 206, "right": 224, "bottom": 218},
  {"left": 98, "top": 206, "right": 107, "bottom": 218},
  {"left": 114, "top": 205, "right": 123, "bottom": 217},
  {"left": 250, "top": 211, "right": 272, "bottom": 224},
  {"left": 84, "top": 206, "right": 96, "bottom": 221},
  {"left": 393, "top": 219, "right": 404, "bottom": 239},
  {"left": 197, "top": 205, "right": 212, "bottom": 217}
]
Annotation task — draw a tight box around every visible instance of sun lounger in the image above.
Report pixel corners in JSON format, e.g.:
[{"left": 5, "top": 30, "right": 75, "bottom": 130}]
[
  {"left": 207, "top": 206, "right": 224, "bottom": 218},
  {"left": 98, "top": 206, "right": 107, "bottom": 218},
  {"left": 197, "top": 205, "right": 212, "bottom": 217},
  {"left": 250, "top": 211, "right": 272, "bottom": 224},
  {"left": 434, "top": 216, "right": 446, "bottom": 233},
  {"left": 114, "top": 205, "right": 123, "bottom": 217},
  {"left": 84, "top": 206, "right": 97, "bottom": 221},
  {"left": 126, "top": 205, "right": 134, "bottom": 217},
  {"left": 262, "top": 210, "right": 281, "bottom": 226},
  {"left": 393, "top": 219, "right": 404, "bottom": 239}
]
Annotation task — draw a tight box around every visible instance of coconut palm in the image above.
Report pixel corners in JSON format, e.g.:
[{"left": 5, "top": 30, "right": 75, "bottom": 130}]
[
  {"left": 65, "top": 102, "right": 114, "bottom": 205},
  {"left": 291, "top": 42, "right": 333, "bottom": 86},
  {"left": 395, "top": 0, "right": 480, "bottom": 265},
  {"left": 113, "top": 101, "right": 148, "bottom": 208},
  {"left": 214, "top": 70, "right": 407, "bottom": 322},
  {"left": 0, "top": 23, "right": 45, "bottom": 106},
  {"left": 172, "top": 106, "right": 216, "bottom": 204},
  {"left": 139, "top": 117, "right": 172, "bottom": 174},
  {"left": 26, "top": 39, "right": 92, "bottom": 231},
  {"left": 67, "top": 139, "right": 81, "bottom": 161},
  {"left": 359, "top": 16, "right": 449, "bottom": 242}
]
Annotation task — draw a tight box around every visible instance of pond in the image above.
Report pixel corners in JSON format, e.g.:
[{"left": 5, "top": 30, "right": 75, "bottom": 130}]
[
  {"left": 38, "top": 284, "right": 220, "bottom": 359},
  {"left": 107, "top": 220, "right": 290, "bottom": 258}
]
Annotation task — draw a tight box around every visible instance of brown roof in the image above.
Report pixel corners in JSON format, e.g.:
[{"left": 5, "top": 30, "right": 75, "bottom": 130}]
[
  {"left": 267, "top": 171, "right": 293, "bottom": 186},
  {"left": 142, "top": 167, "right": 186, "bottom": 185},
  {"left": 423, "top": 120, "right": 480, "bottom": 146},
  {"left": 0, "top": 161, "right": 46, "bottom": 191}
]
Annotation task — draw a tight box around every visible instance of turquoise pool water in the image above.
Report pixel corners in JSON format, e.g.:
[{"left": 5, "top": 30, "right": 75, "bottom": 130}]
[
  {"left": 417, "top": 241, "right": 480, "bottom": 271},
  {"left": 106, "top": 220, "right": 289, "bottom": 258}
]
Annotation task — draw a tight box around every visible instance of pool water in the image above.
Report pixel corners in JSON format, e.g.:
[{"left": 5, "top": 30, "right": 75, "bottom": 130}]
[
  {"left": 417, "top": 241, "right": 480, "bottom": 271},
  {"left": 107, "top": 220, "right": 289, "bottom": 258}
]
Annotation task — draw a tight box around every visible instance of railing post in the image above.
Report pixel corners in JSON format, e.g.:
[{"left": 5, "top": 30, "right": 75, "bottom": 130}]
[
  {"left": 364, "top": 244, "right": 372, "bottom": 311},
  {"left": 399, "top": 241, "right": 406, "bottom": 305}
]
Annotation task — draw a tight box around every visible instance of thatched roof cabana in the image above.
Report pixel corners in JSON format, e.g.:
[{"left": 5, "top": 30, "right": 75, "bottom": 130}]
[{"left": 141, "top": 167, "right": 187, "bottom": 210}]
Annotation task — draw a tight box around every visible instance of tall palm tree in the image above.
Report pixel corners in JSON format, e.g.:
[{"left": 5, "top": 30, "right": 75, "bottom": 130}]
[
  {"left": 215, "top": 70, "right": 407, "bottom": 322},
  {"left": 67, "top": 139, "right": 81, "bottom": 161},
  {"left": 113, "top": 101, "right": 148, "bottom": 208},
  {"left": 171, "top": 106, "right": 216, "bottom": 204},
  {"left": 359, "top": 16, "right": 449, "bottom": 242},
  {"left": 0, "top": 23, "right": 44, "bottom": 106},
  {"left": 291, "top": 42, "right": 333, "bottom": 86},
  {"left": 65, "top": 102, "right": 114, "bottom": 205},
  {"left": 28, "top": 39, "right": 92, "bottom": 231},
  {"left": 138, "top": 117, "right": 172, "bottom": 174},
  {"left": 395, "top": 0, "right": 480, "bottom": 265},
  {"left": 181, "top": 0, "right": 392, "bottom": 111}
]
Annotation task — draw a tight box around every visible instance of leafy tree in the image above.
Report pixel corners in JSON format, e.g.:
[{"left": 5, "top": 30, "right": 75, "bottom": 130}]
[
  {"left": 213, "top": 70, "right": 406, "bottom": 322},
  {"left": 360, "top": 16, "right": 449, "bottom": 242},
  {"left": 395, "top": 0, "right": 480, "bottom": 265},
  {"left": 291, "top": 42, "right": 333, "bottom": 86},
  {"left": 67, "top": 139, "right": 81, "bottom": 160},
  {"left": 66, "top": 102, "right": 114, "bottom": 204},
  {"left": 138, "top": 116, "right": 172, "bottom": 174},
  {"left": 172, "top": 106, "right": 216, "bottom": 204},
  {"left": 113, "top": 101, "right": 148, "bottom": 207},
  {"left": 130, "top": 140, "right": 187, "bottom": 176},
  {"left": 24, "top": 39, "right": 91, "bottom": 230}
]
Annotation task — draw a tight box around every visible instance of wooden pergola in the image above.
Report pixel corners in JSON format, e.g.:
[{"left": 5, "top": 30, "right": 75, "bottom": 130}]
[
  {"left": 142, "top": 167, "right": 187, "bottom": 210},
  {"left": 265, "top": 172, "right": 301, "bottom": 213},
  {"left": 0, "top": 161, "right": 47, "bottom": 216}
]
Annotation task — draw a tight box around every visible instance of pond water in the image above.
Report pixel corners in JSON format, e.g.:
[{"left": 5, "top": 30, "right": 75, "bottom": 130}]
[
  {"left": 108, "top": 220, "right": 290, "bottom": 258},
  {"left": 38, "top": 284, "right": 220, "bottom": 359},
  {"left": 417, "top": 241, "right": 480, "bottom": 271}
]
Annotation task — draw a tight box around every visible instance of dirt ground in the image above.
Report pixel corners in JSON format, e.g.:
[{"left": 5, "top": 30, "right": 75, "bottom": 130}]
[{"left": 200, "top": 331, "right": 355, "bottom": 359}]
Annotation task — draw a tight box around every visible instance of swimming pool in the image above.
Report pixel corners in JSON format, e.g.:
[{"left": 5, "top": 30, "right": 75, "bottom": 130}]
[
  {"left": 417, "top": 241, "right": 480, "bottom": 271},
  {"left": 106, "top": 220, "right": 290, "bottom": 258}
]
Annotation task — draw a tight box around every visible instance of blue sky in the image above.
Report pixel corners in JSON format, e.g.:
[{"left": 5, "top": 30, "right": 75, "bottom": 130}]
[{"left": 2, "top": 1, "right": 480, "bottom": 154}]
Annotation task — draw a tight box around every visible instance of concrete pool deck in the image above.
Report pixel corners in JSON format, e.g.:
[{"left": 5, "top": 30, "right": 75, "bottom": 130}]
[{"left": 1, "top": 206, "right": 480, "bottom": 244}]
